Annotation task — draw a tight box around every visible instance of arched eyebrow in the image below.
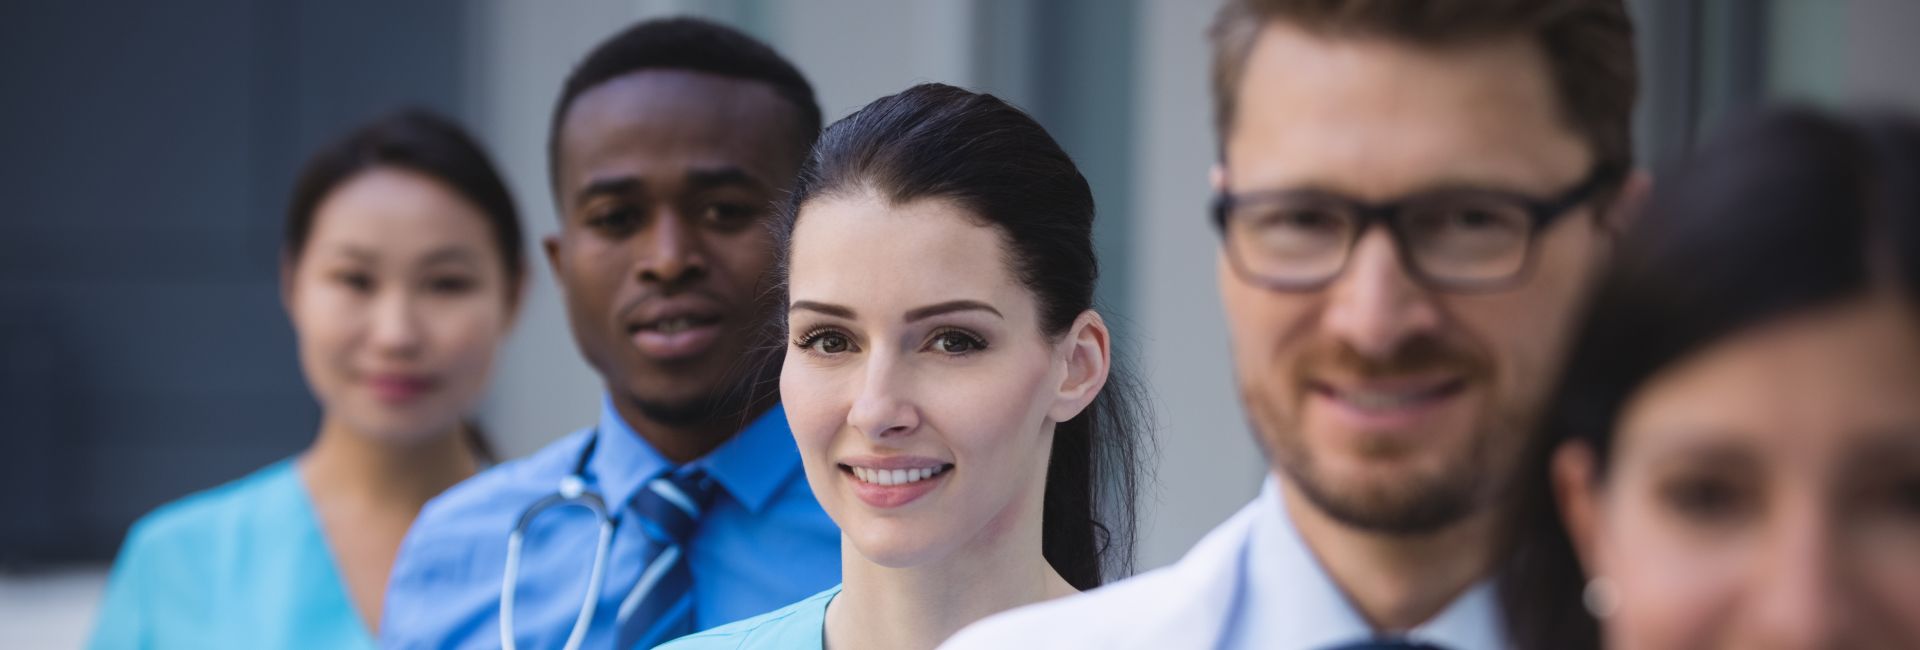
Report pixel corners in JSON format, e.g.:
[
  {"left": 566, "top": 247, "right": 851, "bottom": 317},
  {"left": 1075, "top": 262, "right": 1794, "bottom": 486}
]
[
  {"left": 904, "top": 300, "right": 1001, "bottom": 322},
  {"left": 787, "top": 299, "right": 1004, "bottom": 323},
  {"left": 789, "top": 300, "right": 854, "bottom": 319}
]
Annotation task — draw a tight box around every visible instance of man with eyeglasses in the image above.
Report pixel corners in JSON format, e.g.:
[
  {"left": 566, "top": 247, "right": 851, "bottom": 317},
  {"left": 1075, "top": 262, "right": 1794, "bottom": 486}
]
[{"left": 947, "top": 1, "right": 1645, "bottom": 648}]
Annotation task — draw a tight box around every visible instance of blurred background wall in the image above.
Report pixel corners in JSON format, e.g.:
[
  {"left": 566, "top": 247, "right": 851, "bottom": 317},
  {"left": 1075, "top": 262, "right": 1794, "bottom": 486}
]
[{"left": 3, "top": 0, "right": 1917, "bottom": 646}]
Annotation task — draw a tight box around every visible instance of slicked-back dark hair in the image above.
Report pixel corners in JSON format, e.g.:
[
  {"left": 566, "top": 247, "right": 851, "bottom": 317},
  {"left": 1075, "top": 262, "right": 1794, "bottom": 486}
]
[
  {"left": 286, "top": 107, "right": 525, "bottom": 288},
  {"left": 546, "top": 16, "right": 822, "bottom": 194},
  {"left": 773, "top": 83, "right": 1151, "bottom": 589},
  {"left": 1501, "top": 107, "right": 1920, "bottom": 650}
]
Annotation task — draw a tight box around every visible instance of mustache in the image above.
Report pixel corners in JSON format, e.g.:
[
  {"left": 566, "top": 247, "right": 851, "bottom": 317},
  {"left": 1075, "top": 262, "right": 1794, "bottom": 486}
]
[{"left": 1295, "top": 335, "right": 1490, "bottom": 380}]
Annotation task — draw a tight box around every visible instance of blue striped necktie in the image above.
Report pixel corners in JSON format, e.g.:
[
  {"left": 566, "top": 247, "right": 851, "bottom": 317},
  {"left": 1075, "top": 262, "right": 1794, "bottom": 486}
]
[
  {"left": 1324, "top": 639, "right": 1450, "bottom": 650},
  {"left": 616, "top": 466, "right": 717, "bottom": 649}
]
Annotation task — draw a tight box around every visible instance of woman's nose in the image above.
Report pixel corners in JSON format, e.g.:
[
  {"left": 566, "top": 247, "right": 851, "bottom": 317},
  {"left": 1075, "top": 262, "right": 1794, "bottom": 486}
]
[{"left": 846, "top": 353, "right": 920, "bottom": 439}]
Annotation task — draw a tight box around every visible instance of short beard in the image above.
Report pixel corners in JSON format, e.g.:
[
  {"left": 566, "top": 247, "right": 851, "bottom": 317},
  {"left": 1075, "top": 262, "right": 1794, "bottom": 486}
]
[
  {"left": 1247, "top": 336, "right": 1520, "bottom": 536},
  {"left": 631, "top": 340, "right": 784, "bottom": 432},
  {"left": 1277, "top": 428, "right": 1483, "bottom": 535}
]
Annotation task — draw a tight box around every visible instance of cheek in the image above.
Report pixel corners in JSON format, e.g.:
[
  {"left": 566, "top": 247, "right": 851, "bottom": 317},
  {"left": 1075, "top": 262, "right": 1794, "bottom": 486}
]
[
  {"left": 290, "top": 286, "right": 361, "bottom": 392},
  {"left": 561, "top": 242, "right": 624, "bottom": 313},
  {"left": 1448, "top": 250, "right": 1596, "bottom": 411},
  {"left": 426, "top": 298, "right": 511, "bottom": 377},
  {"left": 933, "top": 353, "right": 1059, "bottom": 474},
  {"left": 711, "top": 230, "right": 776, "bottom": 294},
  {"left": 1600, "top": 491, "right": 1744, "bottom": 647},
  {"left": 779, "top": 358, "right": 846, "bottom": 458},
  {"left": 1218, "top": 262, "right": 1312, "bottom": 381},
  {"left": 1856, "top": 522, "right": 1920, "bottom": 635}
]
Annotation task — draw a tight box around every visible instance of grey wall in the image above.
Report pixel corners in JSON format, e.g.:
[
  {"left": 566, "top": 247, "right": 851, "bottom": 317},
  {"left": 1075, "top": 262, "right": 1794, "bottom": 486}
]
[{"left": 0, "top": 0, "right": 469, "bottom": 563}]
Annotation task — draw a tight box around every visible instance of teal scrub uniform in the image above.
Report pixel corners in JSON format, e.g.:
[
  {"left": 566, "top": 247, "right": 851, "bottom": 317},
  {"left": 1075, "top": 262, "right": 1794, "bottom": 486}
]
[
  {"left": 89, "top": 459, "right": 377, "bottom": 650},
  {"left": 655, "top": 585, "right": 840, "bottom": 650}
]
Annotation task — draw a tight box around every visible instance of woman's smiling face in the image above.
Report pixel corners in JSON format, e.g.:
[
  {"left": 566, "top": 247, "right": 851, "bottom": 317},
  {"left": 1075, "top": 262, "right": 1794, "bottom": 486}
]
[{"left": 780, "top": 192, "right": 1069, "bottom": 568}]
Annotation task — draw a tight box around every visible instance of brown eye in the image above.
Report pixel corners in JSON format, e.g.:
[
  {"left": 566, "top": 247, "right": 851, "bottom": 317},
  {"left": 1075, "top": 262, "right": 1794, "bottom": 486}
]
[
  {"left": 333, "top": 271, "right": 374, "bottom": 293},
  {"left": 928, "top": 330, "right": 986, "bottom": 355},
  {"left": 700, "top": 201, "right": 760, "bottom": 229},
  {"left": 427, "top": 275, "right": 476, "bottom": 294},
  {"left": 1660, "top": 476, "right": 1751, "bottom": 524},
  {"left": 797, "top": 329, "right": 853, "bottom": 355},
  {"left": 584, "top": 205, "right": 643, "bottom": 235}
]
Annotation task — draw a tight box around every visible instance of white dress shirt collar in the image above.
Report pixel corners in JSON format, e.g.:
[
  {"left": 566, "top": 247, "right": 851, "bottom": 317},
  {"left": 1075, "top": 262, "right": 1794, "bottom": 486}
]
[{"left": 1234, "top": 476, "right": 1507, "bottom": 650}]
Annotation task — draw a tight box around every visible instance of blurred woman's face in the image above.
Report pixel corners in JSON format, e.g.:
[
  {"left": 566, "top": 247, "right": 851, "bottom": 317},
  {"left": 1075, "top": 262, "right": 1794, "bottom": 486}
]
[
  {"left": 1562, "top": 294, "right": 1920, "bottom": 649},
  {"left": 781, "top": 193, "right": 1097, "bottom": 569},
  {"left": 285, "top": 167, "right": 516, "bottom": 446}
]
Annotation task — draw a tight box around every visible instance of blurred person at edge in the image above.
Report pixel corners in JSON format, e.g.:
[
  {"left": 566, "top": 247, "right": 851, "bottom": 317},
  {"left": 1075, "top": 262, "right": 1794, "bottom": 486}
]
[
  {"left": 658, "top": 83, "right": 1151, "bottom": 650},
  {"left": 947, "top": 0, "right": 1645, "bottom": 648},
  {"left": 89, "top": 108, "right": 525, "bottom": 650},
  {"left": 1504, "top": 109, "right": 1920, "bottom": 650},
  {"left": 379, "top": 17, "right": 839, "bottom": 650}
]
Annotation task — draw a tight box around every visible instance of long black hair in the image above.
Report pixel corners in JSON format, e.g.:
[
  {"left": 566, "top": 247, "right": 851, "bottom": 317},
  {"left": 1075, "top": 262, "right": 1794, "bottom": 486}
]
[
  {"left": 769, "top": 82, "right": 1152, "bottom": 588},
  {"left": 1501, "top": 107, "right": 1920, "bottom": 649},
  {"left": 285, "top": 107, "right": 526, "bottom": 462}
]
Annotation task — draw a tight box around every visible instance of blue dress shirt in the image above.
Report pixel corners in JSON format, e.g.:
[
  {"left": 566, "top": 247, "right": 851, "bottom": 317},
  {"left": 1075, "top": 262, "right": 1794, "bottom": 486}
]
[
  {"left": 89, "top": 459, "right": 377, "bottom": 650},
  {"left": 381, "top": 399, "right": 841, "bottom": 649}
]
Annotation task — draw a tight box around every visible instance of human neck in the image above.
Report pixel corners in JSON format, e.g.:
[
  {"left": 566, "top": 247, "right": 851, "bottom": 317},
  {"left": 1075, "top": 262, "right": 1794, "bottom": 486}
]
[
  {"left": 1280, "top": 474, "right": 1496, "bottom": 633},
  {"left": 609, "top": 391, "right": 775, "bottom": 464},
  {"left": 825, "top": 504, "right": 1075, "bottom": 650},
  {"left": 299, "top": 416, "right": 478, "bottom": 514}
]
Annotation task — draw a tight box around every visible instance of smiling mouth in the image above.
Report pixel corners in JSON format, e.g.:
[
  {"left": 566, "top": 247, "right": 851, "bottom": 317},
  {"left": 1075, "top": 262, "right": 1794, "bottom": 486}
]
[
  {"left": 1309, "top": 378, "right": 1469, "bottom": 413},
  {"left": 839, "top": 463, "right": 954, "bottom": 486}
]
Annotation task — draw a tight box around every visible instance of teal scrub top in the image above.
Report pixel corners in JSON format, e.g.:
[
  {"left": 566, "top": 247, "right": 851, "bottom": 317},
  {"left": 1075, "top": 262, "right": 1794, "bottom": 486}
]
[
  {"left": 656, "top": 584, "right": 840, "bottom": 650},
  {"left": 88, "top": 459, "right": 377, "bottom": 650}
]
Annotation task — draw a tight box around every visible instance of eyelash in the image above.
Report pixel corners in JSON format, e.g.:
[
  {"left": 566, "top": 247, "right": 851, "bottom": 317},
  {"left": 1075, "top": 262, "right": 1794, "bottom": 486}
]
[
  {"left": 925, "top": 328, "right": 988, "bottom": 356},
  {"left": 793, "top": 327, "right": 855, "bottom": 356},
  {"left": 1658, "top": 475, "right": 1752, "bottom": 525},
  {"left": 332, "top": 271, "right": 373, "bottom": 292},
  {"left": 790, "top": 327, "right": 991, "bottom": 357}
]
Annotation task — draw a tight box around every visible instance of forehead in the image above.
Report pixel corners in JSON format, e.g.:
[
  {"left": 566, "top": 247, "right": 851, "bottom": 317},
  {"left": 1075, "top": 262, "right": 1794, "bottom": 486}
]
[
  {"left": 1617, "top": 296, "right": 1920, "bottom": 459},
  {"left": 787, "top": 194, "right": 1028, "bottom": 315},
  {"left": 555, "top": 69, "right": 805, "bottom": 198},
  {"left": 307, "top": 167, "right": 492, "bottom": 254},
  {"left": 1227, "top": 21, "right": 1591, "bottom": 197}
]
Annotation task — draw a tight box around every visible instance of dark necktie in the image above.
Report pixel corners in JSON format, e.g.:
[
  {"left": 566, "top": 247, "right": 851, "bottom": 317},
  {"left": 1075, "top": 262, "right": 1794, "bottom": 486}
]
[{"left": 615, "top": 466, "right": 717, "bottom": 649}]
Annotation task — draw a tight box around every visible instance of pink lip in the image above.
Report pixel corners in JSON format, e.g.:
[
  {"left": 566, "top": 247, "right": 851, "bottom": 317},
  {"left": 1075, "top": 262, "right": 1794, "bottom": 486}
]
[
  {"left": 630, "top": 323, "right": 722, "bottom": 361},
  {"left": 839, "top": 456, "right": 954, "bottom": 509},
  {"left": 622, "top": 297, "right": 727, "bottom": 362},
  {"left": 366, "top": 374, "right": 436, "bottom": 404}
]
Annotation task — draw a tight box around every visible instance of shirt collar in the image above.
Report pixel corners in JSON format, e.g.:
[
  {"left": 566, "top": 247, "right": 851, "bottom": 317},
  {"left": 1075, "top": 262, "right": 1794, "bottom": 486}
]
[
  {"left": 1408, "top": 579, "right": 1504, "bottom": 650},
  {"left": 697, "top": 404, "right": 803, "bottom": 514},
  {"left": 589, "top": 396, "right": 803, "bottom": 514},
  {"left": 589, "top": 395, "right": 669, "bottom": 510},
  {"left": 1243, "top": 475, "right": 1506, "bottom": 649}
]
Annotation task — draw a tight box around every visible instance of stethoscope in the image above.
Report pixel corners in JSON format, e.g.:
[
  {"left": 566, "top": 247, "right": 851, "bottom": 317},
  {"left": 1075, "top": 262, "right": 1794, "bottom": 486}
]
[{"left": 499, "top": 434, "right": 613, "bottom": 650}]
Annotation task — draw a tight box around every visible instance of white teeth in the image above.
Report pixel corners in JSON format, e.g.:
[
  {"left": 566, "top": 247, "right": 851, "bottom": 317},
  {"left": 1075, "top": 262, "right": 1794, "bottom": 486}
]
[
  {"left": 1343, "top": 391, "right": 1419, "bottom": 411},
  {"left": 848, "top": 464, "right": 947, "bottom": 486},
  {"left": 656, "top": 317, "right": 692, "bottom": 334}
]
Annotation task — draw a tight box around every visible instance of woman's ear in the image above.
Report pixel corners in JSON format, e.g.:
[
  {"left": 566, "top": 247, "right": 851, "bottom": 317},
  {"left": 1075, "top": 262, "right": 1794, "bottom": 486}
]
[
  {"left": 1049, "top": 310, "right": 1112, "bottom": 422},
  {"left": 1553, "top": 440, "right": 1605, "bottom": 575}
]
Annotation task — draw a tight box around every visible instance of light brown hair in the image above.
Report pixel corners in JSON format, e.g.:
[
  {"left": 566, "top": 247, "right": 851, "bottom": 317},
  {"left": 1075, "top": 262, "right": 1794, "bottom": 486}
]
[{"left": 1209, "top": 0, "right": 1638, "bottom": 171}]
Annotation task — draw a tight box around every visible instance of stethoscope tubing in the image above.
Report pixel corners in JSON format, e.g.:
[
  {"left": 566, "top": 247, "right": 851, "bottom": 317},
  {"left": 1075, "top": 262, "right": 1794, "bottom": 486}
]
[{"left": 500, "top": 436, "right": 612, "bottom": 650}]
